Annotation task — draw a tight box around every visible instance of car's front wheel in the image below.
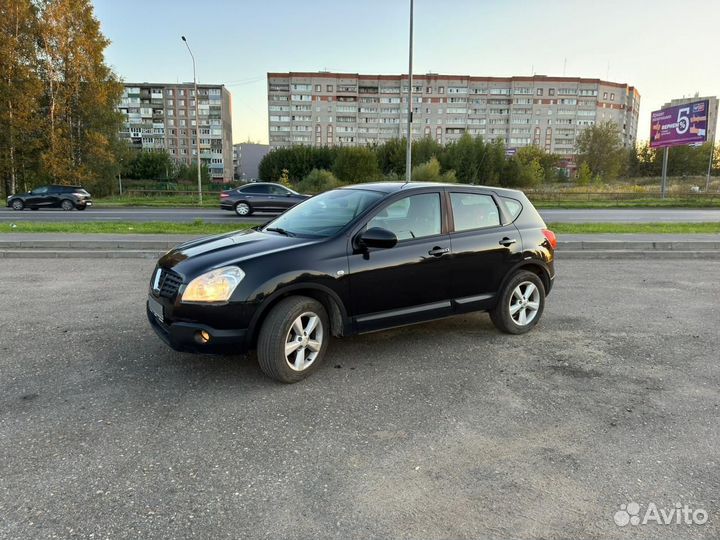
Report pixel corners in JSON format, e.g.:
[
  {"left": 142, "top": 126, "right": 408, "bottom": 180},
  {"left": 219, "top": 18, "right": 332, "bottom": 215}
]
[
  {"left": 11, "top": 199, "right": 24, "bottom": 211},
  {"left": 60, "top": 199, "right": 75, "bottom": 211},
  {"left": 234, "top": 202, "right": 252, "bottom": 216},
  {"left": 257, "top": 296, "right": 329, "bottom": 383},
  {"left": 490, "top": 270, "right": 545, "bottom": 334}
]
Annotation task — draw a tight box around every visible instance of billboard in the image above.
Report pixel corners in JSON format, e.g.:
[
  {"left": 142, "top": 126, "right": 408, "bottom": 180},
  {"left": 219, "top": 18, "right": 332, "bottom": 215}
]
[{"left": 650, "top": 100, "right": 709, "bottom": 148}]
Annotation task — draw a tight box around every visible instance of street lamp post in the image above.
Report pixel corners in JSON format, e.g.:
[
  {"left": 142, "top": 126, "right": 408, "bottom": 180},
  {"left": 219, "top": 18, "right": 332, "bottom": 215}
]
[
  {"left": 404, "top": 0, "right": 414, "bottom": 183},
  {"left": 181, "top": 35, "right": 203, "bottom": 205}
]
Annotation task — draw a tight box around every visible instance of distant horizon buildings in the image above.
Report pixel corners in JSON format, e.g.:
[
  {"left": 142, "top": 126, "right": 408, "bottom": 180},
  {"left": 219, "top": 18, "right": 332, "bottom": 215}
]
[
  {"left": 267, "top": 72, "right": 640, "bottom": 158},
  {"left": 118, "top": 82, "right": 233, "bottom": 181},
  {"left": 661, "top": 95, "right": 718, "bottom": 144},
  {"left": 233, "top": 143, "right": 270, "bottom": 181}
]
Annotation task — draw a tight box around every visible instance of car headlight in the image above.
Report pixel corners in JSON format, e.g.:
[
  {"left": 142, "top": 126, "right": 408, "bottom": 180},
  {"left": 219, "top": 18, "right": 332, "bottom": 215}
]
[{"left": 181, "top": 266, "right": 245, "bottom": 303}]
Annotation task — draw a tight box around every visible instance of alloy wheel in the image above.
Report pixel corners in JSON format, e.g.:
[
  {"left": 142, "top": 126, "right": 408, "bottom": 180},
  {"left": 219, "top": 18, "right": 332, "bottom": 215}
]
[
  {"left": 509, "top": 281, "right": 541, "bottom": 326},
  {"left": 284, "top": 311, "right": 323, "bottom": 371},
  {"left": 11, "top": 200, "right": 23, "bottom": 210},
  {"left": 235, "top": 203, "right": 250, "bottom": 216}
]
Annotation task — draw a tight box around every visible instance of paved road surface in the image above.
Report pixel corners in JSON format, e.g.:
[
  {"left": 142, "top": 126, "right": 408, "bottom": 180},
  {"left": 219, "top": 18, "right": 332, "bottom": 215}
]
[
  {"left": 1, "top": 206, "right": 720, "bottom": 224},
  {"left": 0, "top": 259, "right": 718, "bottom": 539}
]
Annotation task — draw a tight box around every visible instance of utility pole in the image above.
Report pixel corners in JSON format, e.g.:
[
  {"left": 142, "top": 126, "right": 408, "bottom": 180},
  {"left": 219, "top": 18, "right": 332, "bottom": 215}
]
[
  {"left": 404, "top": 0, "right": 414, "bottom": 183},
  {"left": 182, "top": 36, "right": 203, "bottom": 204},
  {"left": 706, "top": 140, "right": 715, "bottom": 192}
]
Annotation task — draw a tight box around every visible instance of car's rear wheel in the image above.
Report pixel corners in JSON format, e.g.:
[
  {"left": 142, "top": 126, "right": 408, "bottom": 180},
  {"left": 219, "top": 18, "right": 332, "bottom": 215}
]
[
  {"left": 257, "top": 296, "right": 329, "bottom": 383},
  {"left": 11, "top": 199, "right": 24, "bottom": 211},
  {"left": 60, "top": 199, "right": 75, "bottom": 211},
  {"left": 490, "top": 270, "right": 545, "bottom": 334},
  {"left": 234, "top": 202, "right": 252, "bottom": 216}
]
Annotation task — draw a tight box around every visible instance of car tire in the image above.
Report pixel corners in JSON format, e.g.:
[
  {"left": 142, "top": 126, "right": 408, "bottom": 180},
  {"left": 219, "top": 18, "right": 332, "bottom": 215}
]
[
  {"left": 11, "top": 199, "right": 24, "bottom": 211},
  {"left": 60, "top": 199, "right": 75, "bottom": 211},
  {"left": 257, "top": 296, "right": 330, "bottom": 383},
  {"left": 490, "top": 270, "right": 545, "bottom": 335},
  {"left": 234, "top": 202, "right": 252, "bottom": 216}
]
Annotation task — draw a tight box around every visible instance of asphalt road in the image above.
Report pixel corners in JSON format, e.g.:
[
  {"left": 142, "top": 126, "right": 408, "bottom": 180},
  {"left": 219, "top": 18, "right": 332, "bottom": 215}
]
[
  {"left": 1, "top": 259, "right": 718, "bottom": 539},
  {"left": 1, "top": 206, "right": 720, "bottom": 224}
]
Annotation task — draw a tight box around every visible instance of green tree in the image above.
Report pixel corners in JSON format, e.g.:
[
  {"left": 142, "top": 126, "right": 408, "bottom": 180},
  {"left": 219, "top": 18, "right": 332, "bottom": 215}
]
[
  {"left": 0, "top": 0, "right": 43, "bottom": 196},
  {"left": 332, "top": 146, "right": 380, "bottom": 183},
  {"left": 576, "top": 162, "right": 593, "bottom": 185},
  {"left": 374, "top": 138, "right": 406, "bottom": 176},
  {"left": 123, "top": 150, "right": 174, "bottom": 180},
  {"left": 575, "top": 121, "right": 626, "bottom": 181},
  {"left": 34, "top": 0, "right": 124, "bottom": 188}
]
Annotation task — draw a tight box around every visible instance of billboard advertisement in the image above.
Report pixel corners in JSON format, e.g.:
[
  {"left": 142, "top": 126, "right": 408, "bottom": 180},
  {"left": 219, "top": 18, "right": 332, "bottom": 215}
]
[{"left": 650, "top": 100, "right": 709, "bottom": 148}]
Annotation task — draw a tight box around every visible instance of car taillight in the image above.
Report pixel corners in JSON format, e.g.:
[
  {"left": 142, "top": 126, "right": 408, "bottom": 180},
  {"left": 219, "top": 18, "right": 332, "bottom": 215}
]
[
  {"left": 542, "top": 229, "right": 558, "bottom": 249},
  {"left": 220, "top": 192, "right": 229, "bottom": 199}
]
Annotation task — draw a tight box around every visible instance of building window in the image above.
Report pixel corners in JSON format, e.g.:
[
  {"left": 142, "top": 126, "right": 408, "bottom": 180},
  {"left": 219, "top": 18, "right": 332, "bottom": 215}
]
[
  {"left": 603, "top": 92, "right": 608, "bottom": 99},
  {"left": 438, "top": 86, "right": 444, "bottom": 94},
  {"left": 536, "top": 88, "right": 543, "bottom": 96},
  {"left": 548, "top": 89, "right": 555, "bottom": 96},
  {"left": 610, "top": 93, "right": 615, "bottom": 101},
  {"left": 426, "top": 87, "right": 432, "bottom": 93},
  {"left": 315, "top": 84, "right": 321, "bottom": 92}
]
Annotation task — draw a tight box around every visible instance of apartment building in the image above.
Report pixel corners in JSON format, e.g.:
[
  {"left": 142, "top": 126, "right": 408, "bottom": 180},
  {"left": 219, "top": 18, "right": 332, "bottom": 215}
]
[
  {"left": 233, "top": 143, "right": 271, "bottom": 181},
  {"left": 267, "top": 72, "right": 640, "bottom": 157},
  {"left": 661, "top": 95, "right": 718, "bottom": 143},
  {"left": 118, "top": 83, "right": 233, "bottom": 181}
]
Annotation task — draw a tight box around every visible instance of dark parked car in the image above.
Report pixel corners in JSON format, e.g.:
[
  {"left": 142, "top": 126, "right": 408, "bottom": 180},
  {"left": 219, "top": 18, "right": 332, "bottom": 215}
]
[
  {"left": 220, "top": 182, "right": 309, "bottom": 216},
  {"left": 148, "top": 182, "right": 556, "bottom": 383},
  {"left": 7, "top": 185, "right": 93, "bottom": 211}
]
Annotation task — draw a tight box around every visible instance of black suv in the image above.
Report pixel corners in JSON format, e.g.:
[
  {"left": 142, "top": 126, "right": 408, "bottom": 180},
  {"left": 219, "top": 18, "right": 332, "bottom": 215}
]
[
  {"left": 148, "top": 182, "right": 556, "bottom": 383},
  {"left": 7, "top": 185, "right": 93, "bottom": 211},
  {"left": 220, "top": 182, "right": 309, "bottom": 216}
]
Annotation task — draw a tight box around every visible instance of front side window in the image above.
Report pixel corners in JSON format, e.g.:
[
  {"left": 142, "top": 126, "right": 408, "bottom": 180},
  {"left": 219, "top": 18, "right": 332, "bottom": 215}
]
[
  {"left": 31, "top": 187, "right": 48, "bottom": 195},
  {"left": 264, "top": 188, "right": 384, "bottom": 238},
  {"left": 450, "top": 193, "right": 500, "bottom": 231},
  {"left": 366, "top": 193, "right": 441, "bottom": 241},
  {"left": 269, "top": 185, "right": 294, "bottom": 196}
]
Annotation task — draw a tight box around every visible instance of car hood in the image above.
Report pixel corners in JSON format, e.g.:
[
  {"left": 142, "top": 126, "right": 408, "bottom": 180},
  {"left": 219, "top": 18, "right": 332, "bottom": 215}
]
[{"left": 158, "top": 228, "right": 318, "bottom": 277}]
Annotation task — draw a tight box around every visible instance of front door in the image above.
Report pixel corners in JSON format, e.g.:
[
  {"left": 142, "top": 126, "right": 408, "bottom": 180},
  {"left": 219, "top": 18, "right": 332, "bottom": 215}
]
[{"left": 348, "top": 191, "right": 453, "bottom": 333}]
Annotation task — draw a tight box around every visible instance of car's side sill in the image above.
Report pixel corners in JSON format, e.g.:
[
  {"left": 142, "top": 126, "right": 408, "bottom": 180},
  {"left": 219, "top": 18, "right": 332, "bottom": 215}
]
[{"left": 355, "top": 300, "right": 452, "bottom": 323}]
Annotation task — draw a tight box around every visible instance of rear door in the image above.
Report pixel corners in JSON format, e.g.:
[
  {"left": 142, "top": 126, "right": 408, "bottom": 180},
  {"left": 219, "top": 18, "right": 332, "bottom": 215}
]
[
  {"left": 447, "top": 189, "right": 523, "bottom": 312},
  {"left": 348, "top": 190, "right": 454, "bottom": 332},
  {"left": 239, "top": 184, "right": 271, "bottom": 210}
]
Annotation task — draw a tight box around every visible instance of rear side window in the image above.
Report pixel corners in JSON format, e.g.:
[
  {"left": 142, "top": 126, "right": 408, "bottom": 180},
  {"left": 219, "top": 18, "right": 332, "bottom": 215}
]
[
  {"left": 240, "top": 185, "right": 269, "bottom": 194},
  {"left": 501, "top": 197, "right": 523, "bottom": 221},
  {"left": 450, "top": 193, "right": 500, "bottom": 231}
]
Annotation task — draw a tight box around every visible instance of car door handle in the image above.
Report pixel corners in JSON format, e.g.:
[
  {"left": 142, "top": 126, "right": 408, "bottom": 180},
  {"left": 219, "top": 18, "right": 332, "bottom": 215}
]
[
  {"left": 428, "top": 246, "right": 450, "bottom": 257},
  {"left": 499, "top": 237, "right": 517, "bottom": 247}
]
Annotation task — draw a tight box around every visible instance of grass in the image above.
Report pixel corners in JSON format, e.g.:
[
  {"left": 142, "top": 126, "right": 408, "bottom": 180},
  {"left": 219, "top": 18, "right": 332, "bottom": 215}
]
[
  {"left": 97, "top": 195, "right": 218, "bottom": 208},
  {"left": 548, "top": 222, "right": 720, "bottom": 234},
  {"left": 3, "top": 220, "right": 252, "bottom": 235},
  {"left": 3, "top": 220, "right": 719, "bottom": 236},
  {"left": 533, "top": 198, "right": 720, "bottom": 209}
]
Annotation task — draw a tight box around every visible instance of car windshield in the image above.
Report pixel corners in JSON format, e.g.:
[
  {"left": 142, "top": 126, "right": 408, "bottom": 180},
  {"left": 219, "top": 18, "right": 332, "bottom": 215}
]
[{"left": 263, "top": 188, "right": 384, "bottom": 238}]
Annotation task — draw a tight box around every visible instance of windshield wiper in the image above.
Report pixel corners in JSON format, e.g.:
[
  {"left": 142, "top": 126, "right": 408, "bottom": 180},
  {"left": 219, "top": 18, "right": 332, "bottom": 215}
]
[{"left": 265, "top": 227, "right": 295, "bottom": 237}]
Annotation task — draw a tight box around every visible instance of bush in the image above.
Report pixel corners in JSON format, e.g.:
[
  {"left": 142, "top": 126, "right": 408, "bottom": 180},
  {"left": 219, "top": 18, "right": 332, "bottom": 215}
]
[
  {"left": 296, "top": 169, "right": 341, "bottom": 194},
  {"left": 411, "top": 157, "right": 457, "bottom": 182},
  {"left": 332, "top": 147, "right": 380, "bottom": 183},
  {"left": 576, "top": 162, "right": 593, "bottom": 185}
]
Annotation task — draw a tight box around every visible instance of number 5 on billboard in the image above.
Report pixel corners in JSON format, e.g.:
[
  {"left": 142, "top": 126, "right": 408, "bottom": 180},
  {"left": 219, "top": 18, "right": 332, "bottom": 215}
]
[{"left": 677, "top": 107, "right": 690, "bottom": 134}]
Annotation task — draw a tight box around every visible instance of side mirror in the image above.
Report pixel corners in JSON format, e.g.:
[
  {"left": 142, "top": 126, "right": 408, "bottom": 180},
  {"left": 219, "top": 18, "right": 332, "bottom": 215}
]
[{"left": 358, "top": 227, "right": 397, "bottom": 249}]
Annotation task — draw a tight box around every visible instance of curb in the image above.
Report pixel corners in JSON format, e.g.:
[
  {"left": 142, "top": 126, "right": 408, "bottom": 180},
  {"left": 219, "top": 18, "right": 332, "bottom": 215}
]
[{"left": 1, "top": 249, "right": 718, "bottom": 260}]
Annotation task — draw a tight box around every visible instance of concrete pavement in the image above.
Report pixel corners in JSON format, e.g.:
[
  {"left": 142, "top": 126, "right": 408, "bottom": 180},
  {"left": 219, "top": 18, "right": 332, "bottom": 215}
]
[{"left": 2, "top": 206, "right": 720, "bottom": 224}]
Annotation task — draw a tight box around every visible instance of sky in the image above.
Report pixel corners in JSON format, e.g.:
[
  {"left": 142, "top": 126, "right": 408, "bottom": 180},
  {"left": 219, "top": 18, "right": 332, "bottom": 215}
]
[{"left": 93, "top": 0, "right": 720, "bottom": 145}]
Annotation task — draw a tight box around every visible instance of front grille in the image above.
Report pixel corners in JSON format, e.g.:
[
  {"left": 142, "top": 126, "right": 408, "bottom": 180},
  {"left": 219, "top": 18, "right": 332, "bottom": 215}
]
[{"left": 158, "top": 269, "right": 183, "bottom": 299}]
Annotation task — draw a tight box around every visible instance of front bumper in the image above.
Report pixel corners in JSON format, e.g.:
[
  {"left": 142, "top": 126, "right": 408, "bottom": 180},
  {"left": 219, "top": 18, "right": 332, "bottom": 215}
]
[{"left": 147, "top": 303, "right": 248, "bottom": 354}]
